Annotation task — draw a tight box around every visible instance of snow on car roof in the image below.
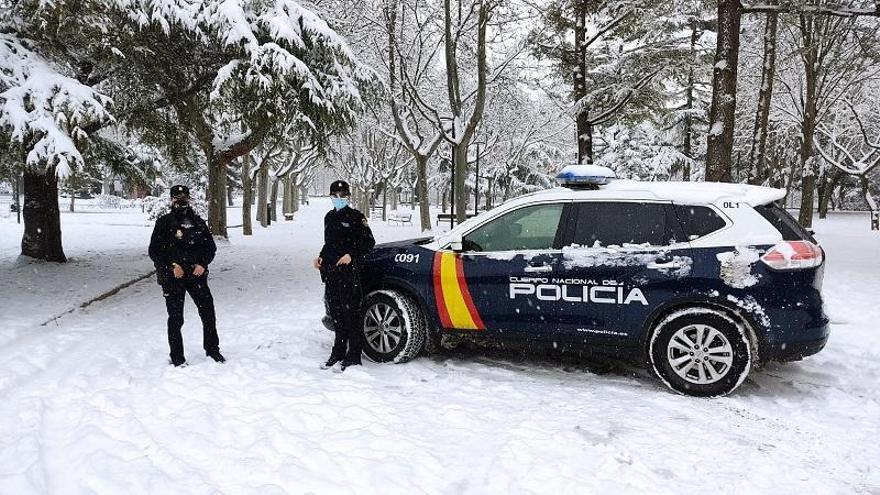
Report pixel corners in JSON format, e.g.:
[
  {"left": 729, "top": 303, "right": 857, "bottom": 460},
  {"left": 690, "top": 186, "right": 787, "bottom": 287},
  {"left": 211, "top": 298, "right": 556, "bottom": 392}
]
[
  {"left": 434, "top": 179, "right": 786, "bottom": 244},
  {"left": 527, "top": 180, "right": 785, "bottom": 206}
]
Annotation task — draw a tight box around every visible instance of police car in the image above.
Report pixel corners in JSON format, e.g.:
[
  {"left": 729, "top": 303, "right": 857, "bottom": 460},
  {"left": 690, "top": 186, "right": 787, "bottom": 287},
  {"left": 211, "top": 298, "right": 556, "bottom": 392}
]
[{"left": 359, "top": 165, "right": 828, "bottom": 397}]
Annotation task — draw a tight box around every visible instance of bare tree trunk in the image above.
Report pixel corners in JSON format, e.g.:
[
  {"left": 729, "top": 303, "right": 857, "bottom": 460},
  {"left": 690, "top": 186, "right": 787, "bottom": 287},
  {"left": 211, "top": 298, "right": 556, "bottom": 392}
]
[
  {"left": 270, "top": 178, "right": 279, "bottom": 222},
  {"left": 257, "top": 160, "right": 269, "bottom": 227},
  {"left": 292, "top": 180, "right": 299, "bottom": 214},
  {"left": 798, "top": 15, "right": 819, "bottom": 228},
  {"left": 22, "top": 169, "right": 67, "bottom": 262},
  {"left": 242, "top": 154, "right": 253, "bottom": 236},
  {"left": 69, "top": 192, "right": 75, "bottom": 213},
  {"left": 453, "top": 144, "right": 468, "bottom": 223},
  {"left": 207, "top": 155, "right": 229, "bottom": 237},
  {"left": 817, "top": 169, "right": 841, "bottom": 219},
  {"left": 861, "top": 175, "right": 878, "bottom": 230},
  {"left": 443, "top": 0, "right": 490, "bottom": 223},
  {"left": 415, "top": 155, "right": 431, "bottom": 230},
  {"left": 706, "top": 0, "right": 742, "bottom": 182},
  {"left": 382, "top": 184, "right": 388, "bottom": 221},
  {"left": 680, "top": 21, "right": 698, "bottom": 181},
  {"left": 227, "top": 181, "right": 235, "bottom": 207},
  {"left": 485, "top": 178, "right": 493, "bottom": 210},
  {"left": 749, "top": 11, "right": 779, "bottom": 185},
  {"left": 283, "top": 174, "right": 293, "bottom": 220},
  {"left": 574, "top": 1, "right": 592, "bottom": 164}
]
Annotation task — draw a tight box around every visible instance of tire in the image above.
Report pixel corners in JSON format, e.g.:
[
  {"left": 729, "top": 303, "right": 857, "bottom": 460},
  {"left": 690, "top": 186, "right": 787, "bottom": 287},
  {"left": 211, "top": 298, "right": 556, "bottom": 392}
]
[
  {"left": 648, "top": 308, "right": 752, "bottom": 397},
  {"left": 361, "top": 290, "right": 426, "bottom": 363}
]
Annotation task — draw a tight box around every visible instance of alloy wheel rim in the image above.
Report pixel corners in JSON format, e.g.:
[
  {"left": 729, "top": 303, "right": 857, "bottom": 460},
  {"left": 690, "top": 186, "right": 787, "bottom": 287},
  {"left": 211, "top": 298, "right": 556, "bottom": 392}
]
[
  {"left": 666, "top": 324, "right": 734, "bottom": 385},
  {"left": 364, "top": 302, "right": 404, "bottom": 354}
]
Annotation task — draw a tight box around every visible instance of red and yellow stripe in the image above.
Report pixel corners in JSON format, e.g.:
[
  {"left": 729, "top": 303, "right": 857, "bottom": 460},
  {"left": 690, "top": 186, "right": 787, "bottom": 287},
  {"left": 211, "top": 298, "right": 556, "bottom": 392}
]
[{"left": 433, "top": 251, "right": 485, "bottom": 330}]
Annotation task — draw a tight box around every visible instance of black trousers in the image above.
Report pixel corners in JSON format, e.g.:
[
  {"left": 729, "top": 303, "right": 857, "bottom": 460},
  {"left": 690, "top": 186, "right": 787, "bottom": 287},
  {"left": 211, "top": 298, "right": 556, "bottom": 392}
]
[
  {"left": 324, "top": 264, "right": 364, "bottom": 364},
  {"left": 163, "top": 277, "right": 219, "bottom": 362}
]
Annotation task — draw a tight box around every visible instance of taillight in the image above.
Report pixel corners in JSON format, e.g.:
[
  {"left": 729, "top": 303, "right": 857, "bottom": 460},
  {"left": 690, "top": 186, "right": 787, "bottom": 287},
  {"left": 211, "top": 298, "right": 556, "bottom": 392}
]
[{"left": 760, "top": 241, "right": 824, "bottom": 270}]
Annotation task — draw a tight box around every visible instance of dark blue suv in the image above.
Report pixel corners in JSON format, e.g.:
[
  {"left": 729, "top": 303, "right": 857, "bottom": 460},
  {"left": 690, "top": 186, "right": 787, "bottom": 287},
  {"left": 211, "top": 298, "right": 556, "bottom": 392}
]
[{"left": 358, "top": 168, "right": 828, "bottom": 396}]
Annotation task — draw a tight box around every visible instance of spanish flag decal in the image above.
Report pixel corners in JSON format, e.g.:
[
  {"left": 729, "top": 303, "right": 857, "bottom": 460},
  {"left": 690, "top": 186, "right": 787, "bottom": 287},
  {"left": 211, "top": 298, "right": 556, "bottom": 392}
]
[{"left": 433, "top": 251, "right": 486, "bottom": 330}]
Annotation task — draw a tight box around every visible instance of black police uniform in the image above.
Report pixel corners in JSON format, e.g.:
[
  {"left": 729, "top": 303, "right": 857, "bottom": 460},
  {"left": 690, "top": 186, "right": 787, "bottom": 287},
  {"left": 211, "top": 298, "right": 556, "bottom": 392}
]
[
  {"left": 148, "top": 203, "right": 220, "bottom": 365},
  {"left": 320, "top": 205, "right": 375, "bottom": 366}
]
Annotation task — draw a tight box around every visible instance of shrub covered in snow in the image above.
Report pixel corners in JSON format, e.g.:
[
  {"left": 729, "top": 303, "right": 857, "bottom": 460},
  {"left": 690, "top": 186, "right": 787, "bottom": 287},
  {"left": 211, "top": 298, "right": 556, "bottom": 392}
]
[{"left": 95, "top": 194, "right": 125, "bottom": 209}]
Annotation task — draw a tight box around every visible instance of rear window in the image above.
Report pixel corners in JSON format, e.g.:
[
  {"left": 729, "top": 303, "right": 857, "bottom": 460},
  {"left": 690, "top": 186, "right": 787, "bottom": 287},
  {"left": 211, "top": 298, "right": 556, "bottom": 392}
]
[
  {"left": 674, "top": 205, "right": 728, "bottom": 240},
  {"left": 568, "top": 202, "right": 680, "bottom": 247},
  {"left": 754, "top": 202, "right": 816, "bottom": 242}
]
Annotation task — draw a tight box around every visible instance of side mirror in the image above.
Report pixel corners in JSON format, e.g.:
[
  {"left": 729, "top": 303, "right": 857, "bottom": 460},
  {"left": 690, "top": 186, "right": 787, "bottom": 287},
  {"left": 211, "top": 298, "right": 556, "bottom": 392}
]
[{"left": 449, "top": 233, "right": 463, "bottom": 252}]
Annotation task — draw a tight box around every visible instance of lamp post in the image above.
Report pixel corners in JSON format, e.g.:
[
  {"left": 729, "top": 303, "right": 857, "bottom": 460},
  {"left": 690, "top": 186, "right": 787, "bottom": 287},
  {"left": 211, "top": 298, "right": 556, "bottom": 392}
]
[
  {"left": 473, "top": 139, "right": 486, "bottom": 215},
  {"left": 450, "top": 163, "right": 456, "bottom": 229}
]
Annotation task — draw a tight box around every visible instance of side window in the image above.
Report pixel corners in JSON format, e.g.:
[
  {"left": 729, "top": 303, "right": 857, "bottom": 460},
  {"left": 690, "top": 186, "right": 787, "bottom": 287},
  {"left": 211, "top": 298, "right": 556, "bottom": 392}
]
[
  {"left": 569, "top": 202, "right": 676, "bottom": 247},
  {"left": 674, "top": 205, "right": 728, "bottom": 240},
  {"left": 463, "top": 204, "right": 564, "bottom": 252}
]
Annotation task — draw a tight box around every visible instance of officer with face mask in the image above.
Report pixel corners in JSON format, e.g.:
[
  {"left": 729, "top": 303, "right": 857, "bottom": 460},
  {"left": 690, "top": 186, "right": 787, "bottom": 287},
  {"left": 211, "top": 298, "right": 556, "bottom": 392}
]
[
  {"left": 148, "top": 185, "right": 224, "bottom": 367},
  {"left": 313, "top": 180, "right": 375, "bottom": 372}
]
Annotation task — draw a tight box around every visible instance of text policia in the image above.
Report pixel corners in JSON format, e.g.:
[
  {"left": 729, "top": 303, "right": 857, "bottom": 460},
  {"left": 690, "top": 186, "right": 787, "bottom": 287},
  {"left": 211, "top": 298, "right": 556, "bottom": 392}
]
[{"left": 508, "top": 276, "right": 648, "bottom": 306}]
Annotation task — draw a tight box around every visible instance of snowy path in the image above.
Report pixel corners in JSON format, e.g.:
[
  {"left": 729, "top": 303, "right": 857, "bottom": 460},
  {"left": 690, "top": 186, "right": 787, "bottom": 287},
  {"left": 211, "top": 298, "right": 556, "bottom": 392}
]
[{"left": 0, "top": 202, "right": 878, "bottom": 494}]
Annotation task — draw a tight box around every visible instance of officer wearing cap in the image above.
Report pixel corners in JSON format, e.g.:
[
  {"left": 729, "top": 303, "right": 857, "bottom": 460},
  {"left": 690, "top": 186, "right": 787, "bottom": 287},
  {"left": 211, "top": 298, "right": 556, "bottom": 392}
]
[
  {"left": 149, "top": 185, "right": 224, "bottom": 367},
  {"left": 313, "top": 180, "right": 375, "bottom": 371}
]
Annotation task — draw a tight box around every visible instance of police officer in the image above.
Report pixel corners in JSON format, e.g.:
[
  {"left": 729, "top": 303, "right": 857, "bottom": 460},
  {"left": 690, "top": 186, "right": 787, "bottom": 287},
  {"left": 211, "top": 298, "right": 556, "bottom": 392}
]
[
  {"left": 148, "top": 185, "right": 224, "bottom": 367},
  {"left": 313, "top": 180, "right": 375, "bottom": 371}
]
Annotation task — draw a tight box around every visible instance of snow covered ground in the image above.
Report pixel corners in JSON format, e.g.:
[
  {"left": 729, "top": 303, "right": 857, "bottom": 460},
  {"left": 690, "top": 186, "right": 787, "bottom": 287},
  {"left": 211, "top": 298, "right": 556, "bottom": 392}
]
[{"left": 0, "top": 200, "right": 878, "bottom": 494}]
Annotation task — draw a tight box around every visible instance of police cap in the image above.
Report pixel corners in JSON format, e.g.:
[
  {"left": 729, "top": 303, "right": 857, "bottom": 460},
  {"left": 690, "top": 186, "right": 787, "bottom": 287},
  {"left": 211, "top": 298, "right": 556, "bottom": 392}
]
[
  {"left": 329, "top": 180, "right": 350, "bottom": 196},
  {"left": 170, "top": 185, "right": 190, "bottom": 198}
]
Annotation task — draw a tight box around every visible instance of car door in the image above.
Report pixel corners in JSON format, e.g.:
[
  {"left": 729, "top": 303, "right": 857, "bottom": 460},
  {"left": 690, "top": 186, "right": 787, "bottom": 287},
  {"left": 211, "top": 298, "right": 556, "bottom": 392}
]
[
  {"left": 554, "top": 201, "right": 691, "bottom": 346},
  {"left": 432, "top": 202, "right": 572, "bottom": 338}
]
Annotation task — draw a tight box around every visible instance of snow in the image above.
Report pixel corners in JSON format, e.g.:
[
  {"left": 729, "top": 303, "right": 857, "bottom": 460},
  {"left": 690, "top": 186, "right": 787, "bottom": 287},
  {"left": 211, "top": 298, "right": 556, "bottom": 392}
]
[
  {"left": 556, "top": 164, "right": 616, "bottom": 181},
  {"left": 716, "top": 247, "right": 761, "bottom": 288},
  {"left": 709, "top": 121, "right": 724, "bottom": 136},
  {"left": 0, "top": 34, "right": 114, "bottom": 175},
  {"left": 562, "top": 244, "right": 692, "bottom": 278},
  {"left": 0, "top": 203, "right": 878, "bottom": 492}
]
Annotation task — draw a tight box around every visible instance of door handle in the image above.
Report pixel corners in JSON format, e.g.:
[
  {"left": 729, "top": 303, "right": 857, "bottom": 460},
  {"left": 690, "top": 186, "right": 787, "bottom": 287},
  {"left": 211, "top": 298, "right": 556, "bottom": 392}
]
[
  {"left": 647, "top": 260, "right": 683, "bottom": 270},
  {"left": 524, "top": 264, "right": 553, "bottom": 273}
]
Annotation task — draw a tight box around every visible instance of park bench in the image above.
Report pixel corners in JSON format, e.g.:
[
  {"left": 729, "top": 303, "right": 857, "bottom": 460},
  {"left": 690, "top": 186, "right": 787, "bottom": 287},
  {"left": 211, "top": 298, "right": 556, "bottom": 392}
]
[
  {"left": 388, "top": 210, "right": 413, "bottom": 226},
  {"left": 435, "top": 212, "right": 476, "bottom": 225}
]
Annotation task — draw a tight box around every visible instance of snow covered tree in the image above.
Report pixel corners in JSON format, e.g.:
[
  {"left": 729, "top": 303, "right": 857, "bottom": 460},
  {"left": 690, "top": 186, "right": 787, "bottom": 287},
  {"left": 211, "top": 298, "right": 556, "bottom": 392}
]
[
  {"left": 527, "top": 0, "right": 693, "bottom": 165},
  {"left": 772, "top": 13, "right": 880, "bottom": 227},
  {"left": 0, "top": 33, "right": 114, "bottom": 261},
  {"left": 3, "top": 0, "right": 374, "bottom": 247},
  {"left": 813, "top": 99, "right": 880, "bottom": 226}
]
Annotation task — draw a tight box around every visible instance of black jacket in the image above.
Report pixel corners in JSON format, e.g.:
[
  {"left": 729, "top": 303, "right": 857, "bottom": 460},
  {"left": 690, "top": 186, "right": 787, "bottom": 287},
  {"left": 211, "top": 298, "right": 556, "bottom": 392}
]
[
  {"left": 319, "top": 206, "right": 375, "bottom": 267},
  {"left": 149, "top": 208, "right": 216, "bottom": 284}
]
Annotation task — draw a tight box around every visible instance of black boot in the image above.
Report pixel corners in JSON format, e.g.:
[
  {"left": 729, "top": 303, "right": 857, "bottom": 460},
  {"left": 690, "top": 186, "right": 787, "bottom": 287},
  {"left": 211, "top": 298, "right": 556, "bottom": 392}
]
[
  {"left": 321, "top": 356, "right": 342, "bottom": 370},
  {"left": 170, "top": 357, "right": 187, "bottom": 367},
  {"left": 336, "top": 360, "right": 361, "bottom": 373},
  {"left": 207, "top": 350, "right": 226, "bottom": 363}
]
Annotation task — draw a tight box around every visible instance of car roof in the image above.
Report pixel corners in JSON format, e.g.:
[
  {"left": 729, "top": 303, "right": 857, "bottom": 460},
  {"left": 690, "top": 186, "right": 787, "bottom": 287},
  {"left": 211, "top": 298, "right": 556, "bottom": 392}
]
[
  {"left": 515, "top": 180, "right": 786, "bottom": 206},
  {"left": 433, "top": 180, "right": 786, "bottom": 246}
]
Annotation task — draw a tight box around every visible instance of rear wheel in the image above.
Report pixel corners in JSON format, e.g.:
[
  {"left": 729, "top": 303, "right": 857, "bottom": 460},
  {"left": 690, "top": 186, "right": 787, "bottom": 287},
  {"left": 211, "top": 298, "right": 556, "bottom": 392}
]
[
  {"left": 649, "top": 309, "right": 752, "bottom": 397},
  {"left": 361, "top": 290, "right": 426, "bottom": 363}
]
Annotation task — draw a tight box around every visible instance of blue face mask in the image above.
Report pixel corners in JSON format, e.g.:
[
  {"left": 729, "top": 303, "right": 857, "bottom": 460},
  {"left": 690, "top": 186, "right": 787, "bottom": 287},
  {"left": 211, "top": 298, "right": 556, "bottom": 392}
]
[{"left": 331, "top": 197, "right": 349, "bottom": 210}]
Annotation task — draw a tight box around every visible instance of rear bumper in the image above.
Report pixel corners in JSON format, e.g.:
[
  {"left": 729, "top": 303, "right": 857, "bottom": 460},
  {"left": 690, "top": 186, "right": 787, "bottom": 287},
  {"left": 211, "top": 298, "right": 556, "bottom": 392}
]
[
  {"left": 764, "top": 336, "right": 828, "bottom": 362},
  {"left": 762, "top": 312, "right": 830, "bottom": 362}
]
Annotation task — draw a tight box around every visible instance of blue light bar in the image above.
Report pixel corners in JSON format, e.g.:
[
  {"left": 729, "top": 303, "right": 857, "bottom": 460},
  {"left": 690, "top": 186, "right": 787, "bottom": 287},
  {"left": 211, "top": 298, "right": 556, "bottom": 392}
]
[{"left": 556, "top": 164, "right": 616, "bottom": 188}]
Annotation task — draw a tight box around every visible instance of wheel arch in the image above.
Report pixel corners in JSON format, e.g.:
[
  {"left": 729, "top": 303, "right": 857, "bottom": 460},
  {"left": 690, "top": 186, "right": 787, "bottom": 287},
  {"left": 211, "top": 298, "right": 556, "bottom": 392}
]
[
  {"left": 374, "top": 276, "right": 440, "bottom": 335},
  {"left": 639, "top": 298, "right": 763, "bottom": 366}
]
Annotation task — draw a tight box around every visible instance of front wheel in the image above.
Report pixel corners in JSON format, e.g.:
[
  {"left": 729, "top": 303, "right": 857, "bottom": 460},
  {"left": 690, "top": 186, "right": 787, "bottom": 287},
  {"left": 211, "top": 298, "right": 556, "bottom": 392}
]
[
  {"left": 361, "top": 290, "right": 426, "bottom": 363},
  {"left": 649, "top": 309, "right": 752, "bottom": 397}
]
